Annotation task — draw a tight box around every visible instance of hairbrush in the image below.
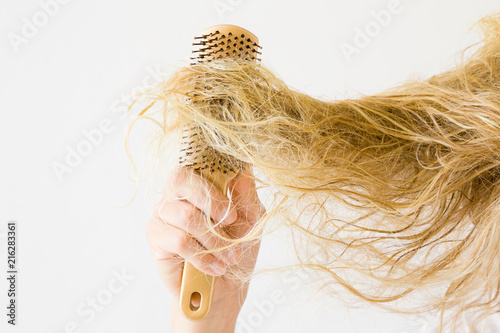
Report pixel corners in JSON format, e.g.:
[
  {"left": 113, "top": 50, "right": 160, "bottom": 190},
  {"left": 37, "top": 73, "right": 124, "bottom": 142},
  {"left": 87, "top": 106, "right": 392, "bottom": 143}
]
[{"left": 178, "top": 25, "right": 261, "bottom": 320}]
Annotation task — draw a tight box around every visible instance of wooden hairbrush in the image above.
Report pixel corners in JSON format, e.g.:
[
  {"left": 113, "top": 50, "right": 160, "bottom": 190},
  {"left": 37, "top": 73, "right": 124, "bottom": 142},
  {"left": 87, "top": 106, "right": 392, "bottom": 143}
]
[{"left": 178, "top": 25, "right": 261, "bottom": 320}]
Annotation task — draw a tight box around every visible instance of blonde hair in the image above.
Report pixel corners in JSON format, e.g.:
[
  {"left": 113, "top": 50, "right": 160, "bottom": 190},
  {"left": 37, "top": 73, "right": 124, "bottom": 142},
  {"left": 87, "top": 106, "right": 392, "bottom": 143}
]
[{"left": 128, "top": 12, "right": 500, "bottom": 331}]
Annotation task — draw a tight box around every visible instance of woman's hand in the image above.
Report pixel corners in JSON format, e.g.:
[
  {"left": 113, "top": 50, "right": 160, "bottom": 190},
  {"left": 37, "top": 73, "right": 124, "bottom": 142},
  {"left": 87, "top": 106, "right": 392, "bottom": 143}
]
[{"left": 146, "top": 165, "right": 266, "bottom": 333}]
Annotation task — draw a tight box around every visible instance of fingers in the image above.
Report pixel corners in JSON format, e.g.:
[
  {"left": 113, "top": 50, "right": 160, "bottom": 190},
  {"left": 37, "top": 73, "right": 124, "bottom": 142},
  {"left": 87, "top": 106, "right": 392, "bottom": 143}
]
[
  {"left": 156, "top": 200, "right": 242, "bottom": 266},
  {"left": 146, "top": 217, "right": 227, "bottom": 277},
  {"left": 165, "top": 167, "right": 238, "bottom": 226},
  {"left": 146, "top": 164, "right": 264, "bottom": 291}
]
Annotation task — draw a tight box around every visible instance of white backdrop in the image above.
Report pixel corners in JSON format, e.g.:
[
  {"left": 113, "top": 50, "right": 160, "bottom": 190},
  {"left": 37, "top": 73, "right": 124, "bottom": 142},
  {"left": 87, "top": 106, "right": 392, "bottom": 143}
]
[{"left": 2, "top": 0, "right": 500, "bottom": 332}]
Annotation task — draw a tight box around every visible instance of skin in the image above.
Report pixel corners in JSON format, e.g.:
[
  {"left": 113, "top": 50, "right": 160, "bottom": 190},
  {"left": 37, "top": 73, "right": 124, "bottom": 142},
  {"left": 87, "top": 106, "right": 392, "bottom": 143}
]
[{"left": 146, "top": 165, "right": 266, "bottom": 332}]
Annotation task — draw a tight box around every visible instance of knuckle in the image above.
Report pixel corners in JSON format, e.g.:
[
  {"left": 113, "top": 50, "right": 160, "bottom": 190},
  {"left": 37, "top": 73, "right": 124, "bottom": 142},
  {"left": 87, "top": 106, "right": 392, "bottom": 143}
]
[
  {"left": 181, "top": 203, "right": 196, "bottom": 223},
  {"left": 198, "top": 231, "right": 214, "bottom": 248},
  {"left": 206, "top": 232, "right": 225, "bottom": 251},
  {"left": 172, "top": 231, "right": 190, "bottom": 254},
  {"left": 190, "top": 220, "right": 210, "bottom": 239}
]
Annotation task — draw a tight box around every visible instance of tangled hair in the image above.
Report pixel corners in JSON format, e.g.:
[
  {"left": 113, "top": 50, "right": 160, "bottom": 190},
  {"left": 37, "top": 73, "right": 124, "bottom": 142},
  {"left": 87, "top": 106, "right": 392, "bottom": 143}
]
[{"left": 128, "top": 12, "right": 500, "bottom": 331}]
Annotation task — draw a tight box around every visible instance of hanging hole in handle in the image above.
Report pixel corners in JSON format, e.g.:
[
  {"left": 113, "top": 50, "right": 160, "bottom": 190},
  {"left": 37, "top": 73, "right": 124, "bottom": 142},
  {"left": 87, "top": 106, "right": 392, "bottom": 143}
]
[{"left": 189, "top": 292, "right": 202, "bottom": 311}]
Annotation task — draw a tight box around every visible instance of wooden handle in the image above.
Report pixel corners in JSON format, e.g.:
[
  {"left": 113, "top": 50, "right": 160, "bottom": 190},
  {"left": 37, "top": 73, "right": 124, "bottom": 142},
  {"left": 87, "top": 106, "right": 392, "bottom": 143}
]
[{"left": 179, "top": 262, "right": 214, "bottom": 320}]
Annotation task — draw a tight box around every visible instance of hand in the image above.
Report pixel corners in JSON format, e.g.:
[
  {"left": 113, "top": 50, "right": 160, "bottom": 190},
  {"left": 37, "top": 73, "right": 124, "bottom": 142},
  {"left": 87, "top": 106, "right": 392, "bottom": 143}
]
[{"left": 146, "top": 164, "right": 266, "bottom": 332}]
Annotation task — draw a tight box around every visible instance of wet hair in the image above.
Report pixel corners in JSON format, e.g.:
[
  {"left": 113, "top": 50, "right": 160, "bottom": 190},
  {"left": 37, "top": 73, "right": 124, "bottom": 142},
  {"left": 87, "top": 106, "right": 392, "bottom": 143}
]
[{"left": 127, "top": 12, "right": 500, "bottom": 331}]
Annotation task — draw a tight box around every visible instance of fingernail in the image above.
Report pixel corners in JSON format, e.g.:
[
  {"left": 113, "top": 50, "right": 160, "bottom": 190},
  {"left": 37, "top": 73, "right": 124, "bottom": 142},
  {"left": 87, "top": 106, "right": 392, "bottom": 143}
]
[
  {"left": 209, "top": 261, "right": 226, "bottom": 275},
  {"left": 222, "top": 206, "right": 237, "bottom": 224}
]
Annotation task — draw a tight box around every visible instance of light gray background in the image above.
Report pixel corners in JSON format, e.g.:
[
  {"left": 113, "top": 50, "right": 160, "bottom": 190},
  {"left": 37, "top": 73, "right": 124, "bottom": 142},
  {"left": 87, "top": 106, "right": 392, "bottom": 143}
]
[{"left": 2, "top": 0, "right": 500, "bottom": 332}]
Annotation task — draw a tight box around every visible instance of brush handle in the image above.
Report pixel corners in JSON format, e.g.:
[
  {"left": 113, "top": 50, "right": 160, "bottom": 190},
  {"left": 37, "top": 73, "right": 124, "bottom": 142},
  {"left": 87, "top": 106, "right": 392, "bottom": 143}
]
[{"left": 179, "top": 262, "right": 214, "bottom": 320}]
